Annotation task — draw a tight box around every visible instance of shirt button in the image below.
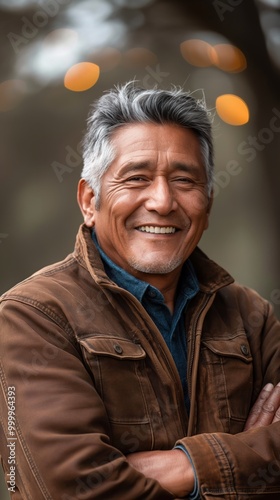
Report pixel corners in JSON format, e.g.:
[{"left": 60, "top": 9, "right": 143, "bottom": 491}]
[
  {"left": 240, "top": 344, "right": 249, "bottom": 356},
  {"left": 148, "top": 290, "right": 157, "bottom": 298},
  {"left": 113, "top": 344, "right": 123, "bottom": 354}
]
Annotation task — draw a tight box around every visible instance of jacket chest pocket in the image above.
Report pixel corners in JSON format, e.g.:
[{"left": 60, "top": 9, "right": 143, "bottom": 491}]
[
  {"left": 196, "top": 333, "right": 253, "bottom": 434},
  {"left": 80, "top": 336, "right": 159, "bottom": 452}
]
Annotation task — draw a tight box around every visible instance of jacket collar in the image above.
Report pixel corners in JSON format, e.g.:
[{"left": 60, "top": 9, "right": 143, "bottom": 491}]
[
  {"left": 74, "top": 224, "right": 234, "bottom": 294},
  {"left": 189, "top": 246, "right": 234, "bottom": 293}
]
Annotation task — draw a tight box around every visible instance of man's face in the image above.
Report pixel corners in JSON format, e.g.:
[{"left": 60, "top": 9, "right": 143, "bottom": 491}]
[{"left": 89, "top": 123, "right": 212, "bottom": 279}]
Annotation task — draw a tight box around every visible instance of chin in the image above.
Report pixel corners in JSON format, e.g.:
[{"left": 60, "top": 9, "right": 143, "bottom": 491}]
[{"left": 129, "top": 257, "right": 183, "bottom": 275}]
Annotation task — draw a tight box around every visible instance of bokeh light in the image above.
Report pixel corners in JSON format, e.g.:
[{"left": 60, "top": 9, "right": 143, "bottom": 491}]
[
  {"left": 16, "top": 29, "right": 80, "bottom": 84},
  {"left": 0, "top": 0, "right": 37, "bottom": 10},
  {"left": 216, "top": 94, "right": 250, "bottom": 125},
  {"left": 122, "top": 48, "right": 158, "bottom": 67},
  {"left": 256, "top": 0, "right": 280, "bottom": 7},
  {"left": 180, "top": 39, "right": 214, "bottom": 67},
  {"left": 112, "top": 0, "right": 154, "bottom": 7},
  {"left": 259, "top": 11, "right": 280, "bottom": 70},
  {"left": 44, "top": 28, "right": 79, "bottom": 48},
  {"left": 212, "top": 44, "right": 247, "bottom": 72},
  {"left": 64, "top": 62, "right": 100, "bottom": 92},
  {"left": 180, "top": 38, "right": 247, "bottom": 73},
  {"left": 93, "top": 47, "right": 122, "bottom": 72}
]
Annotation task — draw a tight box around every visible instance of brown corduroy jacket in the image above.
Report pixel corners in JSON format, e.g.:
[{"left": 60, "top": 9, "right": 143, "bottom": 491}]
[{"left": 0, "top": 224, "right": 280, "bottom": 499}]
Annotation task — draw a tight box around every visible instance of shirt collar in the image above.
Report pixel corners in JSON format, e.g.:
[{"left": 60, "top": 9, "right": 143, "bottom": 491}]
[{"left": 91, "top": 229, "right": 199, "bottom": 305}]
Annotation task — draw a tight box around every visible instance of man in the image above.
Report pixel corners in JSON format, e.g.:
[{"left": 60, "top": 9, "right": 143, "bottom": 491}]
[{"left": 0, "top": 81, "right": 280, "bottom": 499}]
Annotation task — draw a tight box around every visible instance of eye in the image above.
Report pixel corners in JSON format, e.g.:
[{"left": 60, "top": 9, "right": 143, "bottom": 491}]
[
  {"left": 124, "top": 175, "right": 150, "bottom": 184},
  {"left": 127, "top": 176, "right": 147, "bottom": 181},
  {"left": 173, "top": 176, "right": 195, "bottom": 185}
]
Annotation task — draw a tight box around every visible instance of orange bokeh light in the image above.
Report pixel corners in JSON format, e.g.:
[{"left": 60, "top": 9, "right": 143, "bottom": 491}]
[
  {"left": 64, "top": 62, "right": 100, "bottom": 92},
  {"left": 212, "top": 44, "right": 247, "bottom": 72},
  {"left": 180, "top": 38, "right": 247, "bottom": 73},
  {"left": 216, "top": 94, "right": 250, "bottom": 126},
  {"left": 180, "top": 39, "right": 214, "bottom": 67}
]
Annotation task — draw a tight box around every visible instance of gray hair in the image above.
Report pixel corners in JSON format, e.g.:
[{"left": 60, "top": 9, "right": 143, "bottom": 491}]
[{"left": 82, "top": 81, "right": 214, "bottom": 208}]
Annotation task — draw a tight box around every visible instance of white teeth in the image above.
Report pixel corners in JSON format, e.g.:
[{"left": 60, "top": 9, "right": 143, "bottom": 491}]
[{"left": 138, "top": 226, "right": 176, "bottom": 234}]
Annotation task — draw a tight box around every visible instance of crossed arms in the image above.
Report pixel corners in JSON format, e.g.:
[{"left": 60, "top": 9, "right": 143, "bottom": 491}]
[
  {"left": 128, "top": 382, "right": 280, "bottom": 497},
  {"left": 1, "top": 292, "right": 280, "bottom": 499}
]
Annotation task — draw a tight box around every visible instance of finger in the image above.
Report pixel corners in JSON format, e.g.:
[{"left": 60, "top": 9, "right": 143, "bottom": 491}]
[
  {"left": 244, "top": 383, "right": 274, "bottom": 430},
  {"left": 255, "top": 383, "right": 280, "bottom": 427},
  {"left": 247, "top": 383, "right": 280, "bottom": 430},
  {"left": 272, "top": 406, "right": 280, "bottom": 424},
  {"left": 272, "top": 383, "right": 280, "bottom": 423}
]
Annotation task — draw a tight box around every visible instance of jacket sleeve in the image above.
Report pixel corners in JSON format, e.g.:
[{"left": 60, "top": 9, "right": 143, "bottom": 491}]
[
  {"left": 177, "top": 300, "right": 280, "bottom": 499},
  {"left": 0, "top": 299, "right": 174, "bottom": 500},
  {"left": 177, "top": 423, "right": 280, "bottom": 499}
]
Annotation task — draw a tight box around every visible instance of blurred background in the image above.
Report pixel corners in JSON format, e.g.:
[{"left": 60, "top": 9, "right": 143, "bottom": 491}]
[{"left": 0, "top": 0, "right": 280, "bottom": 496}]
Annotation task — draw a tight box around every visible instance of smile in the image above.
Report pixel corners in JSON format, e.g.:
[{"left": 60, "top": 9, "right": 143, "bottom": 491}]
[{"left": 137, "top": 226, "right": 177, "bottom": 234}]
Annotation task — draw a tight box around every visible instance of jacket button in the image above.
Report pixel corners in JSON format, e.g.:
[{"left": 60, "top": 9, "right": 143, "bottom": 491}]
[
  {"left": 113, "top": 344, "right": 123, "bottom": 354},
  {"left": 240, "top": 344, "right": 249, "bottom": 356}
]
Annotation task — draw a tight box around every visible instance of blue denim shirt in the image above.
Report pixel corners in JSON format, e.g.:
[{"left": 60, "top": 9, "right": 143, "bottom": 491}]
[{"left": 92, "top": 230, "right": 199, "bottom": 412}]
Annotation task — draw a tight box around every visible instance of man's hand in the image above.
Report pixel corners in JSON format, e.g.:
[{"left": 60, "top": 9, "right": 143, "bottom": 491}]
[
  {"left": 127, "top": 449, "right": 194, "bottom": 498},
  {"left": 244, "top": 382, "right": 280, "bottom": 431},
  {"left": 127, "top": 383, "right": 280, "bottom": 497}
]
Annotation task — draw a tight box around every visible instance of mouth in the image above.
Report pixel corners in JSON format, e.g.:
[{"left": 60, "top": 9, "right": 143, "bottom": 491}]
[{"left": 136, "top": 225, "right": 178, "bottom": 234}]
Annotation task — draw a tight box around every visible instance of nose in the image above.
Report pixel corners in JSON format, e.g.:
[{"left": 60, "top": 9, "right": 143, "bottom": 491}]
[{"left": 144, "top": 176, "right": 178, "bottom": 215}]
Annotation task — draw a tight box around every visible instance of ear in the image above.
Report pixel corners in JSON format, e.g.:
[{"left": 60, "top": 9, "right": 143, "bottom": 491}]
[
  {"left": 77, "top": 179, "right": 96, "bottom": 227},
  {"left": 204, "top": 190, "right": 214, "bottom": 230}
]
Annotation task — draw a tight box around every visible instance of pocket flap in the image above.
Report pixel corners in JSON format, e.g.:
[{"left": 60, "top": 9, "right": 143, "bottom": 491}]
[
  {"left": 80, "top": 336, "right": 146, "bottom": 360},
  {"left": 202, "top": 335, "right": 252, "bottom": 362}
]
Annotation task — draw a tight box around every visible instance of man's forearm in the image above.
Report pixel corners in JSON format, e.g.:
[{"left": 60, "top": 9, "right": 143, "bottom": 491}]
[
  {"left": 127, "top": 383, "right": 280, "bottom": 499},
  {"left": 127, "top": 449, "right": 194, "bottom": 498}
]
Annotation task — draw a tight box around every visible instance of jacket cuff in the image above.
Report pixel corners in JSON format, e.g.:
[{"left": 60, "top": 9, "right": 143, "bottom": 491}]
[
  {"left": 175, "top": 434, "right": 236, "bottom": 497},
  {"left": 173, "top": 445, "right": 200, "bottom": 499}
]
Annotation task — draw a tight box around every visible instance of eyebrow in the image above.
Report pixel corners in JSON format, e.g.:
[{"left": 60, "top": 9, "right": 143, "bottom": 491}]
[{"left": 118, "top": 161, "right": 203, "bottom": 177}]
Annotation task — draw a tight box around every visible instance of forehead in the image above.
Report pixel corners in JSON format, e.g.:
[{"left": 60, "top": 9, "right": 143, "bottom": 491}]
[{"left": 109, "top": 122, "right": 203, "bottom": 163}]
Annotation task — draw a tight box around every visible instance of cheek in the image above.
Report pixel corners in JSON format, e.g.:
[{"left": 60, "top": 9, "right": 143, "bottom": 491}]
[
  {"left": 104, "top": 188, "right": 137, "bottom": 214},
  {"left": 107, "top": 196, "right": 143, "bottom": 230},
  {"left": 95, "top": 209, "right": 127, "bottom": 243},
  {"left": 181, "top": 191, "right": 209, "bottom": 217}
]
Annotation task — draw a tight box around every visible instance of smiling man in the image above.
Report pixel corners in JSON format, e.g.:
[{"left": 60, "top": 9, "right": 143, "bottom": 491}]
[
  {"left": 0, "top": 82, "right": 280, "bottom": 499},
  {"left": 78, "top": 122, "right": 211, "bottom": 312}
]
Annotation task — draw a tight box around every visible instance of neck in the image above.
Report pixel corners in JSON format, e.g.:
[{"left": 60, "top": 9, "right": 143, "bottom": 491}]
[{"left": 135, "top": 269, "right": 182, "bottom": 314}]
